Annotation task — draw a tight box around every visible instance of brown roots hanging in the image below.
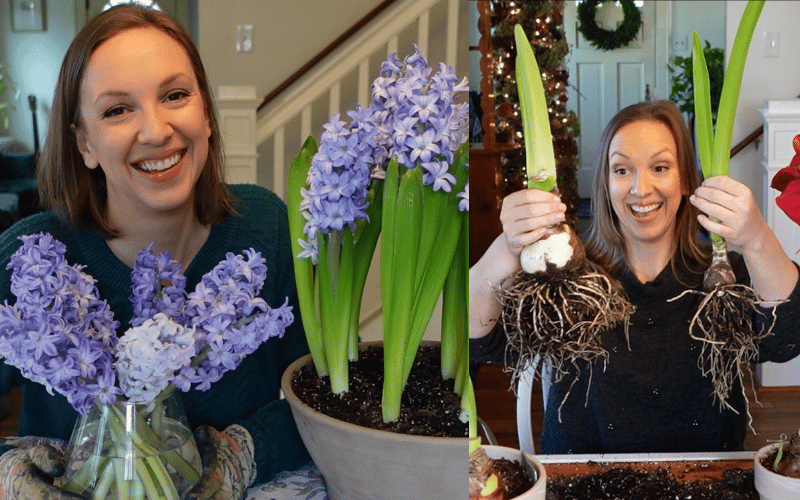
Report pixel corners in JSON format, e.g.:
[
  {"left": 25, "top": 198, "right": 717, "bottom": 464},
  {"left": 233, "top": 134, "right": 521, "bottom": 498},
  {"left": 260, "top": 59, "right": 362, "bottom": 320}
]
[
  {"left": 670, "top": 247, "right": 781, "bottom": 426},
  {"left": 671, "top": 283, "right": 777, "bottom": 418},
  {"left": 497, "top": 258, "right": 635, "bottom": 402}
]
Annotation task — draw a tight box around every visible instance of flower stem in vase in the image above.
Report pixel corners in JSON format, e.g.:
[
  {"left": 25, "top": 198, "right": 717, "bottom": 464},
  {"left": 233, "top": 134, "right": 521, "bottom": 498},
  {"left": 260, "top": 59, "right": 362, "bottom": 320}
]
[
  {"left": 90, "top": 461, "right": 115, "bottom": 500},
  {"left": 151, "top": 397, "right": 164, "bottom": 436},
  {"left": 63, "top": 394, "right": 200, "bottom": 500}
]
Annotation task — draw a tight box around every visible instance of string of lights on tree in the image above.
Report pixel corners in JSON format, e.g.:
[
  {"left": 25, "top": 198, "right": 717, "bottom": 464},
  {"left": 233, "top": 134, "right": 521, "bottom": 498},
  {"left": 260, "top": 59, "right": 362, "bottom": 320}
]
[{"left": 491, "top": 0, "right": 580, "bottom": 218}]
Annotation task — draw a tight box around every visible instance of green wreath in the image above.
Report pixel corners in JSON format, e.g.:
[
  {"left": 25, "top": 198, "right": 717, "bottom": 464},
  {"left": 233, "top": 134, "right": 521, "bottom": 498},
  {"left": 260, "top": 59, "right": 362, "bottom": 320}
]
[{"left": 578, "top": 0, "right": 642, "bottom": 51}]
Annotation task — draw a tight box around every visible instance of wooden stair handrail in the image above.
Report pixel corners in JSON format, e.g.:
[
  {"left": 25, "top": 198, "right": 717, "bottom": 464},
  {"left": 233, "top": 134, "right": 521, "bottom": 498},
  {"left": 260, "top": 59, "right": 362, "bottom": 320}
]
[
  {"left": 257, "top": 0, "right": 398, "bottom": 113},
  {"left": 730, "top": 125, "right": 763, "bottom": 158},
  {"left": 730, "top": 93, "right": 800, "bottom": 159}
]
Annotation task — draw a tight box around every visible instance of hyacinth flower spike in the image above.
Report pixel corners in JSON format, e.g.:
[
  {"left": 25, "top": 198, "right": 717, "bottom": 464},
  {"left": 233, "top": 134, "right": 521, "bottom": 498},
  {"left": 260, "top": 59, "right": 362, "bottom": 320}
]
[
  {"left": 671, "top": 0, "right": 773, "bottom": 416},
  {"left": 496, "top": 25, "right": 633, "bottom": 411},
  {"left": 288, "top": 126, "right": 383, "bottom": 395}
]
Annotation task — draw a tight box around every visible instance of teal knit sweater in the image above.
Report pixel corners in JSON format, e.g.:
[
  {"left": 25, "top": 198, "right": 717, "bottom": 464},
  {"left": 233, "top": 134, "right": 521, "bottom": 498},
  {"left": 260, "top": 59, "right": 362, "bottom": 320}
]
[{"left": 0, "top": 184, "right": 311, "bottom": 484}]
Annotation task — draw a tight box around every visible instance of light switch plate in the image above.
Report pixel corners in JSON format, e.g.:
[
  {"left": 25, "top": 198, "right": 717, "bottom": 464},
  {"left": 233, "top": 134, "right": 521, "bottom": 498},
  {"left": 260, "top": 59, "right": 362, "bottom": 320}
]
[{"left": 764, "top": 31, "right": 779, "bottom": 58}]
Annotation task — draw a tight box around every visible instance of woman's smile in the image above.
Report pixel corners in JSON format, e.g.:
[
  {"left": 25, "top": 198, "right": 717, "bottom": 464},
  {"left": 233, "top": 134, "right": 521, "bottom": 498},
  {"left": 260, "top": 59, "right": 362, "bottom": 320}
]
[
  {"left": 629, "top": 202, "right": 663, "bottom": 219},
  {"left": 133, "top": 150, "right": 184, "bottom": 173}
]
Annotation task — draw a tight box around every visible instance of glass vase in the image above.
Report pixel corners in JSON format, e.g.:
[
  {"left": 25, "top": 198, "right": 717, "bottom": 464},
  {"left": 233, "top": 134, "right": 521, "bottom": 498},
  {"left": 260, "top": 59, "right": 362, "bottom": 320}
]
[{"left": 61, "top": 388, "right": 202, "bottom": 500}]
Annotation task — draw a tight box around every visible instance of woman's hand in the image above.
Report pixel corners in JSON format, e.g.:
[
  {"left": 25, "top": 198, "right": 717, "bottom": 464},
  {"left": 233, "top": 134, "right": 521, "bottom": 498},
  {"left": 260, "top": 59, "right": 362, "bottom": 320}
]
[
  {"left": 469, "top": 189, "right": 566, "bottom": 339},
  {"left": 499, "top": 189, "right": 567, "bottom": 258},
  {"left": 691, "top": 175, "right": 798, "bottom": 302},
  {"left": 187, "top": 424, "right": 256, "bottom": 500},
  {"left": 0, "top": 436, "right": 82, "bottom": 500},
  {"left": 469, "top": 189, "right": 567, "bottom": 338},
  {"left": 690, "top": 175, "right": 769, "bottom": 252}
]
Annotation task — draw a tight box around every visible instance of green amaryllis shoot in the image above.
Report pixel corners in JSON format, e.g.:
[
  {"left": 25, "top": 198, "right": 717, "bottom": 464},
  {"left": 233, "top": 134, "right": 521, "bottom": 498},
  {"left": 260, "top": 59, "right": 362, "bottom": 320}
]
[
  {"left": 680, "top": 0, "right": 775, "bottom": 413},
  {"left": 497, "top": 25, "right": 634, "bottom": 401},
  {"left": 772, "top": 428, "right": 800, "bottom": 478},
  {"left": 466, "top": 378, "right": 506, "bottom": 500}
]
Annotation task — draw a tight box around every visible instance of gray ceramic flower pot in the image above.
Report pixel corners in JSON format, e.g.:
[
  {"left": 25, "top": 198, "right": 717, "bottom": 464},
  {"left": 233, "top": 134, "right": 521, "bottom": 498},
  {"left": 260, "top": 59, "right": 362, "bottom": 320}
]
[{"left": 281, "top": 343, "right": 468, "bottom": 500}]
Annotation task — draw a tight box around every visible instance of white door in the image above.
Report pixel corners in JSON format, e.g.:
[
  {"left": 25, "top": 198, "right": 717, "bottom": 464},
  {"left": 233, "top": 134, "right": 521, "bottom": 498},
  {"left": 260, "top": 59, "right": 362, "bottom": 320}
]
[{"left": 564, "top": 0, "right": 670, "bottom": 198}]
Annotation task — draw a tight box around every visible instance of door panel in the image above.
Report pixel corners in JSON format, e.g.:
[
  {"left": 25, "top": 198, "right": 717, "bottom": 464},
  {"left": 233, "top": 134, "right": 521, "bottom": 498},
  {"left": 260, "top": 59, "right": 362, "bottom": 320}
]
[
  {"left": 576, "top": 62, "right": 604, "bottom": 178},
  {"left": 565, "top": 1, "right": 669, "bottom": 197},
  {"left": 618, "top": 62, "right": 644, "bottom": 110}
]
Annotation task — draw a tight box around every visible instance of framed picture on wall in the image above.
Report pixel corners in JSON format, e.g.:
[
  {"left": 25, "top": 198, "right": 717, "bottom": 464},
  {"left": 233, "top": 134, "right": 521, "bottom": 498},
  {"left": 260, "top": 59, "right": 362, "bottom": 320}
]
[{"left": 10, "top": 0, "right": 45, "bottom": 32}]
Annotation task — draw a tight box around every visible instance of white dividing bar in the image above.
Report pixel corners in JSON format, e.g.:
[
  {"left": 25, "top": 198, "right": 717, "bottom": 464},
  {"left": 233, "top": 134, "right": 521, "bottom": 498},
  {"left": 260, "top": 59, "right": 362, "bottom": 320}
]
[
  {"left": 417, "top": 10, "right": 429, "bottom": 56},
  {"left": 446, "top": 0, "right": 458, "bottom": 67},
  {"left": 358, "top": 59, "right": 370, "bottom": 107},
  {"left": 328, "top": 82, "right": 341, "bottom": 119},
  {"left": 273, "top": 128, "right": 285, "bottom": 199},
  {"left": 300, "top": 106, "right": 312, "bottom": 144}
]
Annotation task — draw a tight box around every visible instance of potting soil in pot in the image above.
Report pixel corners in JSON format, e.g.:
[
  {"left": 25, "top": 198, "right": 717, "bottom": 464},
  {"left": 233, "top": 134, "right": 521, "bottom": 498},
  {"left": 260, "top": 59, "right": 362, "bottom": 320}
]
[
  {"left": 291, "top": 345, "right": 468, "bottom": 437},
  {"left": 494, "top": 458, "right": 534, "bottom": 497}
]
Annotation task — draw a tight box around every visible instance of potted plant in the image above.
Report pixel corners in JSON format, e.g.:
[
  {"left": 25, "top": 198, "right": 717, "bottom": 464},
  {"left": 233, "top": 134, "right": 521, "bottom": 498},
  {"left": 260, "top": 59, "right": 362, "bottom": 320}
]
[
  {"left": 282, "top": 45, "right": 470, "bottom": 499},
  {"left": 474, "top": 445, "right": 546, "bottom": 500},
  {"left": 0, "top": 235, "right": 293, "bottom": 499},
  {"left": 754, "top": 431, "right": 800, "bottom": 500}
]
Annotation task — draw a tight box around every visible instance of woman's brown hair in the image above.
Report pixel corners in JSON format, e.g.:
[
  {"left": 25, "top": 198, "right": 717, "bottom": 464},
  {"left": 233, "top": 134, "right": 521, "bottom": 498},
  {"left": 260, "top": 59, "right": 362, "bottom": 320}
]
[
  {"left": 36, "top": 4, "right": 234, "bottom": 238},
  {"left": 585, "top": 100, "right": 709, "bottom": 278}
]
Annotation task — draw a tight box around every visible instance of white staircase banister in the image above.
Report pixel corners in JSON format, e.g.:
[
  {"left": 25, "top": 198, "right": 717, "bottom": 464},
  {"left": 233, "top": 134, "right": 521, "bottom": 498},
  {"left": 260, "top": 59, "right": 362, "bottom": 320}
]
[{"left": 257, "top": 0, "right": 442, "bottom": 144}]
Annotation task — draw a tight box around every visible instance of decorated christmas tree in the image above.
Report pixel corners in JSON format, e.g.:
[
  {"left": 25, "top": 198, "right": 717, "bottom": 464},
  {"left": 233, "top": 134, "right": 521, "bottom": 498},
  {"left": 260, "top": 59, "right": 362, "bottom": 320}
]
[{"left": 491, "top": 0, "right": 580, "bottom": 219}]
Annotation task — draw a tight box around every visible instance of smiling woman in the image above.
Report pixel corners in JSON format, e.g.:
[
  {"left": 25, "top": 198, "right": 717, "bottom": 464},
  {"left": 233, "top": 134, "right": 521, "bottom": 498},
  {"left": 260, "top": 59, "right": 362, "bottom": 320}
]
[
  {"left": 470, "top": 100, "right": 800, "bottom": 456},
  {"left": 0, "top": 5, "right": 312, "bottom": 500}
]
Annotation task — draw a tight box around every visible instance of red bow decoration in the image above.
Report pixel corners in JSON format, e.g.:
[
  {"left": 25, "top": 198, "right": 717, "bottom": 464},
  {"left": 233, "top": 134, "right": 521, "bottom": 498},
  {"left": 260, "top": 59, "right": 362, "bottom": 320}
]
[{"left": 771, "top": 134, "right": 800, "bottom": 225}]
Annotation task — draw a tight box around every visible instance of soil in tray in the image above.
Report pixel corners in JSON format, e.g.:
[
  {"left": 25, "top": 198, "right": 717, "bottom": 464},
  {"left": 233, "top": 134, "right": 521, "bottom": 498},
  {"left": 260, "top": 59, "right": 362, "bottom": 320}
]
[
  {"left": 291, "top": 344, "right": 468, "bottom": 438},
  {"left": 546, "top": 463, "right": 757, "bottom": 500}
]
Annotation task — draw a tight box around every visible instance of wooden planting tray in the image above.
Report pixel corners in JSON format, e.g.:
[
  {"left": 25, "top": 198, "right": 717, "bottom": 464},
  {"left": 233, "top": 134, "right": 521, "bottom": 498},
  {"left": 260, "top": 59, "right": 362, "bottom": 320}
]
[{"left": 539, "top": 451, "right": 754, "bottom": 481}]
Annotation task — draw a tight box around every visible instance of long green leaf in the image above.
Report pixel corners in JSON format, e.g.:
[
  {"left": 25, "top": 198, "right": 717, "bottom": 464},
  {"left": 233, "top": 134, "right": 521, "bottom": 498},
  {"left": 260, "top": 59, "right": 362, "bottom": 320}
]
[
  {"left": 381, "top": 158, "right": 400, "bottom": 327},
  {"left": 402, "top": 150, "right": 467, "bottom": 382},
  {"left": 709, "top": 0, "right": 764, "bottom": 178},
  {"left": 348, "top": 182, "right": 383, "bottom": 360},
  {"left": 317, "top": 233, "right": 349, "bottom": 393},
  {"left": 382, "top": 167, "right": 423, "bottom": 423},
  {"left": 287, "top": 137, "right": 327, "bottom": 376},
  {"left": 692, "top": 32, "right": 714, "bottom": 180},
  {"left": 514, "top": 24, "right": 556, "bottom": 192},
  {"left": 441, "top": 213, "right": 467, "bottom": 382}
]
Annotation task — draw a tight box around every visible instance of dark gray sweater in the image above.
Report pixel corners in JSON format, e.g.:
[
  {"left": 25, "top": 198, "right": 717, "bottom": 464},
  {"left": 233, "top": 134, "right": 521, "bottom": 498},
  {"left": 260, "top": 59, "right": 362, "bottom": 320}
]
[{"left": 471, "top": 252, "right": 800, "bottom": 454}]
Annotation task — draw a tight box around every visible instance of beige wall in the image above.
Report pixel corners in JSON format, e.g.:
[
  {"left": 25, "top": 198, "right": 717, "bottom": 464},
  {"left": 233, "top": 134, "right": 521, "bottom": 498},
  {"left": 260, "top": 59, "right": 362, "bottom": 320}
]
[
  {"left": 726, "top": 0, "right": 800, "bottom": 208},
  {"left": 197, "top": 0, "right": 386, "bottom": 100}
]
